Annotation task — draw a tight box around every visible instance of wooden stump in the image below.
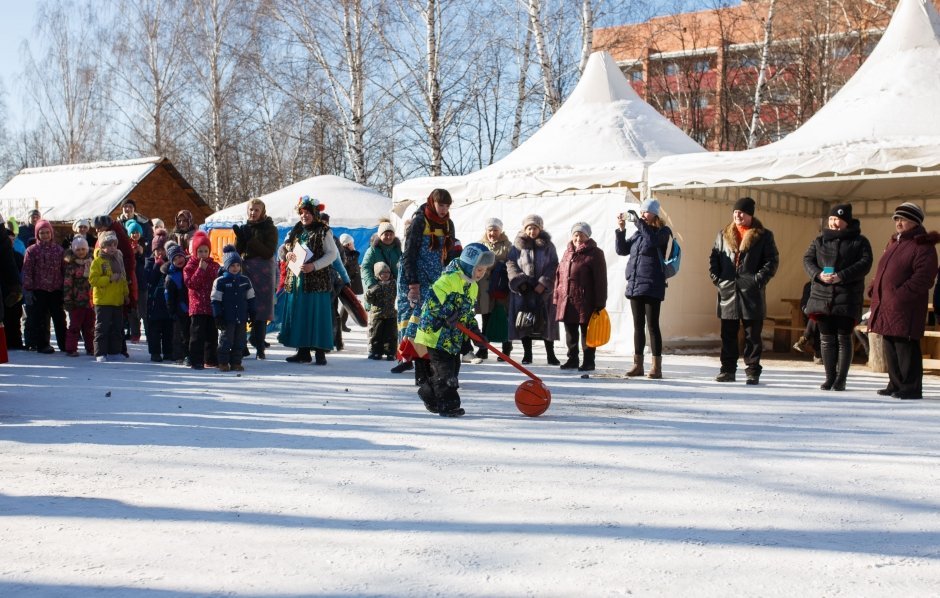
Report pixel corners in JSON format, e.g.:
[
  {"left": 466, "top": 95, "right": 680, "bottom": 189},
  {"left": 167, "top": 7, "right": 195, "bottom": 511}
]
[{"left": 868, "top": 332, "right": 886, "bottom": 373}]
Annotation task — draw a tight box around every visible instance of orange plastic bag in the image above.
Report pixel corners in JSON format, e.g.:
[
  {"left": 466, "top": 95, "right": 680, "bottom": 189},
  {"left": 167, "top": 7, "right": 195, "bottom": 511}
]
[{"left": 586, "top": 309, "right": 610, "bottom": 348}]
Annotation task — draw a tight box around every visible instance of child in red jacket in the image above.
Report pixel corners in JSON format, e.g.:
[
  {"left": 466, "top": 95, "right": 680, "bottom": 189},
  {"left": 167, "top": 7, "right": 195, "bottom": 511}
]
[{"left": 183, "top": 231, "right": 219, "bottom": 370}]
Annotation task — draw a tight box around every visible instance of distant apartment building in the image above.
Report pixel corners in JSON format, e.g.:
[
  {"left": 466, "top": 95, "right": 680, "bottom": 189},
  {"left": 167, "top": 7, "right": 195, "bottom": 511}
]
[{"left": 595, "top": 0, "right": 929, "bottom": 151}]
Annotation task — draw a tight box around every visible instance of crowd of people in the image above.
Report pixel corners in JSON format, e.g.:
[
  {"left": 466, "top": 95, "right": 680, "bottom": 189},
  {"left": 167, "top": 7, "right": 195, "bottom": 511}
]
[{"left": 0, "top": 191, "right": 937, "bottom": 415}]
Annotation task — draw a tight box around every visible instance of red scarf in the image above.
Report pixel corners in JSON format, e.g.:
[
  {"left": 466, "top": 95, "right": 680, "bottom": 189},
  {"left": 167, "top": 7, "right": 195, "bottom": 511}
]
[{"left": 423, "top": 201, "right": 454, "bottom": 262}]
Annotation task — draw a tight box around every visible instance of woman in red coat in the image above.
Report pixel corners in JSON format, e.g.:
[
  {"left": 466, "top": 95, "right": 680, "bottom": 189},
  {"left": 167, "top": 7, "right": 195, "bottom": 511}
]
[
  {"left": 868, "top": 202, "right": 940, "bottom": 399},
  {"left": 553, "top": 222, "right": 607, "bottom": 372}
]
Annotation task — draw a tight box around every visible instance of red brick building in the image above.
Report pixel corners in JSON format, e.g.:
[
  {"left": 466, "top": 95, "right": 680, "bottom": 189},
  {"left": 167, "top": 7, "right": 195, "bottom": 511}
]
[{"left": 595, "top": 0, "right": 931, "bottom": 150}]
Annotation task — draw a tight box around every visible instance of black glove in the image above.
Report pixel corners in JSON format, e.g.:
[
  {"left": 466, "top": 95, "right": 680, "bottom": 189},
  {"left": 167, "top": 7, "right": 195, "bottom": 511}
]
[
  {"left": 5, "top": 290, "right": 22, "bottom": 307},
  {"left": 215, "top": 316, "right": 226, "bottom": 330}
]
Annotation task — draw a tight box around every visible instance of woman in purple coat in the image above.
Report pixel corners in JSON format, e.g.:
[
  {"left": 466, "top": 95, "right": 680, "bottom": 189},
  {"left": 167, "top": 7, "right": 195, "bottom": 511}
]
[
  {"left": 553, "top": 222, "right": 607, "bottom": 372},
  {"left": 868, "top": 202, "right": 940, "bottom": 400}
]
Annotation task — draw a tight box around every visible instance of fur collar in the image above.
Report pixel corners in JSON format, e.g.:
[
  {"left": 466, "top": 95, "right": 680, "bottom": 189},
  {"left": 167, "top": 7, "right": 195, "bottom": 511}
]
[
  {"left": 722, "top": 218, "right": 765, "bottom": 254},
  {"left": 514, "top": 230, "right": 552, "bottom": 251}
]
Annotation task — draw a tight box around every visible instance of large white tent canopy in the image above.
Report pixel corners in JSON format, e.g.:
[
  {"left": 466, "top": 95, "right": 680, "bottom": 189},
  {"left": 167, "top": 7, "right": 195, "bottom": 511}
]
[
  {"left": 393, "top": 51, "right": 705, "bottom": 354},
  {"left": 394, "top": 51, "right": 705, "bottom": 206},
  {"left": 206, "top": 175, "right": 391, "bottom": 229},
  {"left": 649, "top": 0, "right": 940, "bottom": 210}
]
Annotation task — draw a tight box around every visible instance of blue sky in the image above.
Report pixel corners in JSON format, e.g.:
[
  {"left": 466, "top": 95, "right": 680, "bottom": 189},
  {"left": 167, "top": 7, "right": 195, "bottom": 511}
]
[{"left": 0, "top": 0, "right": 38, "bottom": 124}]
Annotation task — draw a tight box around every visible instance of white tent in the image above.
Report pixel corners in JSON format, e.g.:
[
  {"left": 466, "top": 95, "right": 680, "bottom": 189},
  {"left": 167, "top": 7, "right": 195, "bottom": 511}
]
[
  {"left": 394, "top": 51, "right": 705, "bottom": 355},
  {"left": 646, "top": 0, "right": 940, "bottom": 341},
  {"left": 204, "top": 175, "right": 392, "bottom": 253}
]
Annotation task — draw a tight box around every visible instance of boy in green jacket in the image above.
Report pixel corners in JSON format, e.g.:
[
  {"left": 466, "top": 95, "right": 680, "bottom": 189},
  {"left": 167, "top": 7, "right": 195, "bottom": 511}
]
[{"left": 414, "top": 243, "right": 494, "bottom": 417}]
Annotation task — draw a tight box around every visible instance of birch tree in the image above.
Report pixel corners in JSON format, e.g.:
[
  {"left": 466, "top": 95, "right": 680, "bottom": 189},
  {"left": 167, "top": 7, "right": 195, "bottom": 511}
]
[
  {"left": 22, "top": 0, "right": 111, "bottom": 164},
  {"left": 746, "top": 0, "right": 776, "bottom": 149},
  {"left": 526, "top": 0, "right": 562, "bottom": 116},
  {"left": 270, "top": 0, "right": 388, "bottom": 185},
  {"left": 108, "top": 0, "right": 188, "bottom": 157}
]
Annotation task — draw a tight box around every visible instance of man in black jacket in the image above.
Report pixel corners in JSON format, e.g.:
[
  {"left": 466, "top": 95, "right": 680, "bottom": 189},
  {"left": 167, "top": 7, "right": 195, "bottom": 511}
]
[{"left": 708, "top": 197, "right": 779, "bottom": 385}]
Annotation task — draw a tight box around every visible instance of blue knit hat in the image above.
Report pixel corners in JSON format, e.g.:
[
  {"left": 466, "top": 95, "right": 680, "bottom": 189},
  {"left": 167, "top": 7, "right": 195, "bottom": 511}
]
[
  {"left": 640, "top": 198, "right": 661, "bottom": 216},
  {"left": 166, "top": 243, "right": 185, "bottom": 263},
  {"left": 124, "top": 220, "right": 142, "bottom": 236},
  {"left": 222, "top": 244, "right": 242, "bottom": 270}
]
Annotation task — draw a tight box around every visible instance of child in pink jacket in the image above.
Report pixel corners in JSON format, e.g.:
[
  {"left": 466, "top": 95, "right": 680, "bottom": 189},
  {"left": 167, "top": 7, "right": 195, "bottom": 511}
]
[
  {"left": 183, "top": 231, "right": 219, "bottom": 370},
  {"left": 63, "top": 235, "right": 95, "bottom": 356}
]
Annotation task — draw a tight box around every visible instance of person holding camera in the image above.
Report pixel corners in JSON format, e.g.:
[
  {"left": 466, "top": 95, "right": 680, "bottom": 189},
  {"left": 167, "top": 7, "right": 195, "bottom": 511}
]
[
  {"left": 803, "top": 203, "right": 872, "bottom": 391},
  {"left": 233, "top": 198, "right": 278, "bottom": 359},
  {"left": 506, "top": 214, "right": 559, "bottom": 365},
  {"left": 615, "top": 198, "right": 672, "bottom": 379}
]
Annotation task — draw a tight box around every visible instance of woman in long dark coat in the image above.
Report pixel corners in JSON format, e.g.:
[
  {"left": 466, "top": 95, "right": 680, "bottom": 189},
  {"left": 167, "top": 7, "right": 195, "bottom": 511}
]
[
  {"left": 506, "top": 214, "right": 559, "bottom": 365},
  {"left": 553, "top": 222, "right": 606, "bottom": 372},
  {"left": 615, "top": 198, "right": 672, "bottom": 379},
  {"left": 867, "top": 202, "right": 939, "bottom": 399},
  {"left": 235, "top": 198, "right": 278, "bottom": 359},
  {"left": 803, "top": 203, "right": 873, "bottom": 391}
]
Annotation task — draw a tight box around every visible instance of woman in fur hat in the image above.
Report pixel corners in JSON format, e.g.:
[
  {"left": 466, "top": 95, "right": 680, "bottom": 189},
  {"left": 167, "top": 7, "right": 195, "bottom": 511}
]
[{"left": 506, "top": 214, "right": 560, "bottom": 365}]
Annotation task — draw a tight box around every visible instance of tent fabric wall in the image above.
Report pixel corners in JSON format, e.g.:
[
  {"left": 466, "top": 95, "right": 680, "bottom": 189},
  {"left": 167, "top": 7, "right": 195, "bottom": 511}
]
[{"left": 449, "top": 189, "right": 641, "bottom": 356}]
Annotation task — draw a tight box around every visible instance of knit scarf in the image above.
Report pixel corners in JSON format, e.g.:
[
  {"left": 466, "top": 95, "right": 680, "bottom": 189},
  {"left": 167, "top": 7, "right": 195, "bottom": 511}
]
[
  {"left": 422, "top": 201, "right": 454, "bottom": 261},
  {"left": 103, "top": 247, "right": 125, "bottom": 279}
]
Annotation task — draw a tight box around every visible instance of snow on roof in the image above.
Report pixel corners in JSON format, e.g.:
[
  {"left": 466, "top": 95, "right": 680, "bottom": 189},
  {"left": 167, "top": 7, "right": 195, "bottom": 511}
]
[
  {"left": 205, "top": 175, "right": 391, "bottom": 229},
  {"left": 650, "top": 0, "right": 940, "bottom": 189},
  {"left": 0, "top": 157, "right": 163, "bottom": 222},
  {"left": 394, "top": 51, "right": 705, "bottom": 205}
]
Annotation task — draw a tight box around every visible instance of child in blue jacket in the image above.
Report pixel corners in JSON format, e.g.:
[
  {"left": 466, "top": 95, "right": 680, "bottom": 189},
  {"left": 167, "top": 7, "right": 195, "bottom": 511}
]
[
  {"left": 164, "top": 243, "right": 190, "bottom": 364},
  {"left": 211, "top": 245, "right": 256, "bottom": 372}
]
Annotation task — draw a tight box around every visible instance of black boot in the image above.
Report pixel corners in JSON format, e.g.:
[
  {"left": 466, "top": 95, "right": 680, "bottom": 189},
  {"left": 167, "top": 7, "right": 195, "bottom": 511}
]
[
  {"left": 833, "top": 334, "right": 853, "bottom": 391},
  {"left": 286, "top": 347, "right": 312, "bottom": 363},
  {"left": 415, "top": 360, "right": 437, "bottom": 412},
  {"left": 560, "top": 342, "right": 578, "bottom": 369},
  {"left": 578, "top": 347, "right": 596, "bottom": 371},
  {"left": 521, "top": 337, "right": 533, "bottom": 365},
  {"left": 314, "top": 349, "right": 327, "bottom": 365},
  {"left": 819, "top": 334, "right": 837, "bottom": 390},
  {"left": 391, "top": 360, "right": 414, "bottom": 373},
  {"left": 497, "top": 342, "right": 512, "bottom": 362},
  {"left": 545, "top": 341, "right": 560, "bottom": 366}
]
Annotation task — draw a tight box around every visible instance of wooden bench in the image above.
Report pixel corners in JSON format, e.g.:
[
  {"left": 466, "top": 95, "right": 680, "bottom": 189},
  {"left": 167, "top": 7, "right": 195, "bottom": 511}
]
[
  {"left": 766, "top": 315, "right": 804, "bottom": 353},
  {"left": 922, "top": 330, "right": 940, "bottom": 371}
]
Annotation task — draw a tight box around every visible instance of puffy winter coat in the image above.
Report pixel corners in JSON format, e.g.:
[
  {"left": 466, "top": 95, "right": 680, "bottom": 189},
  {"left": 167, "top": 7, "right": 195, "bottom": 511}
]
[
  {"left": 365, "top": 280, "right": 397, "bottom": 319},
  {"left": 477, "top": 233, "right": 511, "bottom": 315},
  {"left": 22, "top": 239, "right": 64, "bottom": 292},
  {"left": 164, "top": 262, "right": 189, "bottom": 319},
  {"left": 344, "top": 248, "right": 364, "bottom": 294},
  {"left": 553, "top": 239, "right": 608, "bottom": 324},
  {"left": 361, "top": 237, "right": 403, "bottom": 289},
  {"left": 506, "top": 230, "right": 559, "bottom": 341},
  {"left": 88, "top": 249, "right": 129, "bottom": 307},
  {"left": 235, "top": 216, "right": 278, "bottom": 260},
  {"left": 414, "top": 260, "right": 480, "bottom": 355},
  {"left": 145, "top": 258, "right": 172, "bottom": 321},
  {"left": 211, "top": 272, "right": 257, "bottom": 324},
  {"left": 708, "top": 218, "right": 779, "bottom": 320},
  {"left": 868, "top": 226, "right": 940, "bottom": 339},
  {"left": 183, "top": 255, "right": 219, "bottom": 316},
  {"left": 62, "top": 250, "right": 93, "bottom": 310},
  {"left": 803, "top": 221, "right": 873, "bottom": 322},
  {"left": 614, "top": 219, "right": 672, "bottom": 301}
]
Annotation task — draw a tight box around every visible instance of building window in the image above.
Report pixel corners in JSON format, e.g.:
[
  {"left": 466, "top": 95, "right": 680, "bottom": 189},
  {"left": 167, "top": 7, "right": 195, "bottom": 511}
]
[
  {"left": 662, "top": 98, "right": 677, "bottom": 111},
  {"left": 832, "top": 44, "right": 852, "bottom": 59},
  {"left": 697, "top": 96, "right": 709, "bottom": 108},
  {"left": 738, "top": 55, "right": 759, "bottom": 69},
  {"left": 694, "top": 60, "right": 710, "bottom": 73},
  {"left": 665, "top": 63, "right": 679, "bottom": 76},
  {"left": 630, "top": 70, "right": 643, "bottom": 82}
]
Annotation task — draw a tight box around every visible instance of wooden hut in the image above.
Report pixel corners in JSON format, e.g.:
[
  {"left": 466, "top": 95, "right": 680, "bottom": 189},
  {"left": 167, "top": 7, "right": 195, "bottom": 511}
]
[{"left": 0, "top": 156, "right": 210, "bottom": 240}]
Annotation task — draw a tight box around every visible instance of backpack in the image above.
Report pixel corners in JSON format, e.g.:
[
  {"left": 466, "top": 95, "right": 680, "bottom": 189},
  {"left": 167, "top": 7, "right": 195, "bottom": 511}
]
[{"left": 659, "top": 234, "right": 681, "bottom": 279}]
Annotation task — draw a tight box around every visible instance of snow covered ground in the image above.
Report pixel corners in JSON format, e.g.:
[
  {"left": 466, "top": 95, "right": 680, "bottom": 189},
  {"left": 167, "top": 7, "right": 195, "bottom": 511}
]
[{"left": 2, "top": 328, "right": 939, "bottom": 597}]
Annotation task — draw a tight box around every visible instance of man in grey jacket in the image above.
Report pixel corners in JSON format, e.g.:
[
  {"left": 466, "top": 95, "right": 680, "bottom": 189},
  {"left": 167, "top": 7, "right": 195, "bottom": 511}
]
[{"left": 708, "top": 197, "right": 779, "bottom": 385}]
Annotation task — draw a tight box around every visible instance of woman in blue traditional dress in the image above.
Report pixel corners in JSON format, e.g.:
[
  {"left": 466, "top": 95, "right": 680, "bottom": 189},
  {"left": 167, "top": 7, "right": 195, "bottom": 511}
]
[
  {"left": 278, "top": 196, "right": 338, "bottom": 365},
  {"left": 393, "top": 189, "right": 457, "bottom": 375}
]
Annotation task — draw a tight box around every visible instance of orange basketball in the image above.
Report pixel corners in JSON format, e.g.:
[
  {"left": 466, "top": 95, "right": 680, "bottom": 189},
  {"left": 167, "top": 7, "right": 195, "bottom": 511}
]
[{"left": 514, "top": 379, "right": 551, "bottom": 417}]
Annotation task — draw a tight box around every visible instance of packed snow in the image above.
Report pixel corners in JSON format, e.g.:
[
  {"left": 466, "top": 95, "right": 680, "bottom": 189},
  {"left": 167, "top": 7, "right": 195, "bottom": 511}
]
[{"left": 1, "top": 328, "right": 939, "bottom": 597}]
